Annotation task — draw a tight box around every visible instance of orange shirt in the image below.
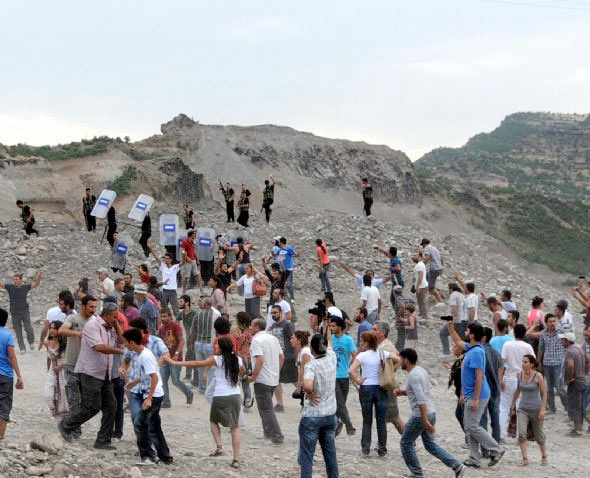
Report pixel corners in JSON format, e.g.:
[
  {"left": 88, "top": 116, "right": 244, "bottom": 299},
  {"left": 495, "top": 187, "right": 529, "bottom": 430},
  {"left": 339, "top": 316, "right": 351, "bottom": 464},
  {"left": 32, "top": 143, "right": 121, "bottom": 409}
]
[{"left": 316, "top": 245, "right": 330, "bottom": 266}]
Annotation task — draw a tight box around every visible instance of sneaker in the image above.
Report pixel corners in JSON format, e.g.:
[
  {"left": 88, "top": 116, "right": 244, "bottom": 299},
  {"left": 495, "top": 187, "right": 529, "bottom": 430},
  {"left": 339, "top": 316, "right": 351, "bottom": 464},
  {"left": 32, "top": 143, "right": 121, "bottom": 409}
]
[
  {"left": 19, "top": 349, "right": 26, "bottom": 355},
  {"left": 161, "top": 403, "right": 172, "bottom": 409},
  {"left": 567, "top": 429, "right": 582, "bottom": 437},
  {"left": 186, "top": 392, "right": 194, "bottom": 405},
  {"left": 455, "top": 465, "right": 466, "bottom": 478},
  {"left": 273, "top": 404, "right": 285, "bottom": 413},
  {"left": 488, "top": 449, "right": 505, "bottom": 467},
  {"left": 463, "top": 459, "right": 480, "bottom": 468},
  {"left": 136, "top": 457, "right": 157, "bottom": 466},
  {"left": 335, "top": 421, "right": 344, "bottom": 437},
  {"left": 347, "top": 427, "right": 356, "bottom": 436}
]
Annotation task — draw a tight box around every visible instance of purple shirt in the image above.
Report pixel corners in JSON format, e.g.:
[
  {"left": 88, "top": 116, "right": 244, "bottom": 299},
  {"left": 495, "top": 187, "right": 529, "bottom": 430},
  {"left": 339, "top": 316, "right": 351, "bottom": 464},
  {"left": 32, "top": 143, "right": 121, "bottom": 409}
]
[{"left": 74, "top": 315, "right": 118, "bottom": 380}]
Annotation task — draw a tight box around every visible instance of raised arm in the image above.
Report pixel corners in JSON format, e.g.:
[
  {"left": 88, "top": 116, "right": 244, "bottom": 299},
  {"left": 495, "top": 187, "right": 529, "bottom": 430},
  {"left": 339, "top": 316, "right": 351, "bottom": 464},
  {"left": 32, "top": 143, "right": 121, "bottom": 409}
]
[
  {"left": 269, "top": 175, "right": 276, "bottom": 186},
  {"left": 377, "top": 246, "right": 393, "bottom": 259},
  {"left": 339, "top": 261, "right": 356, "bottom": 278},
  {"left": 147, "top": 242, "right": 161, "bottom": 265},
  {"left": 31, "top": 270, "right": 42, "bottom": 289},
  {"left": 446, "top": 322, "right": 467, "bottom": 351},
  {"left": 453, "top": 272, "right": 468, "bottom": 294}
]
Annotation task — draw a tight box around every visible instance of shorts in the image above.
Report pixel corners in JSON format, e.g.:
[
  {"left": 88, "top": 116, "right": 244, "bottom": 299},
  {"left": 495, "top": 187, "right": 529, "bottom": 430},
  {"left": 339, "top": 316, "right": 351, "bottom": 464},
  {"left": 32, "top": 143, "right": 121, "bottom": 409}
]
[
  {"left": 386, "top": 389, "right": 400, "bottom": 423},
  {"left": 181, "top": 261, "right": 199, "bottom": 279},
  {"left": 427, "top": 269, "right": 442, "bottom": 290},
  {"left": 0, "top": 376, "right": 14, "bottom": 421}
]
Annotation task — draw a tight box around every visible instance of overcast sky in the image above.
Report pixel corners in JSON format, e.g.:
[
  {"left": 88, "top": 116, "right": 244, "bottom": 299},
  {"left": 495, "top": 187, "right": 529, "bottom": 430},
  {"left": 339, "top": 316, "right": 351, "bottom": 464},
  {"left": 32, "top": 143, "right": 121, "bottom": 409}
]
[{"left": 1, "top": 0, "right": 589, "bottom": 159}]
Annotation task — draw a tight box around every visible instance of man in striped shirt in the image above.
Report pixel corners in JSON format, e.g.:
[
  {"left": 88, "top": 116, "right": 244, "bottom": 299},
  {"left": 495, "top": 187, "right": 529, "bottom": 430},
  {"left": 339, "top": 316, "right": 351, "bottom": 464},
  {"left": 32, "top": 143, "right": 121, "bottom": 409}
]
[{"left": 189, "top": 298, "right": 220, "bottom": 394}]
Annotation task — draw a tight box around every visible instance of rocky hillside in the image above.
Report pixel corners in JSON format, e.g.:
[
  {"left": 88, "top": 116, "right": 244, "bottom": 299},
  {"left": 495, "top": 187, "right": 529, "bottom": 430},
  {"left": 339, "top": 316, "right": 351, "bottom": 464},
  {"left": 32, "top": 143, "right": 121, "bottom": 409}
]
[
  {"left": 415, "top": 112, "right": 590, "bottom": 276},
  {"left": 0, "top": 114, "right": 420, "bottom": 225}
]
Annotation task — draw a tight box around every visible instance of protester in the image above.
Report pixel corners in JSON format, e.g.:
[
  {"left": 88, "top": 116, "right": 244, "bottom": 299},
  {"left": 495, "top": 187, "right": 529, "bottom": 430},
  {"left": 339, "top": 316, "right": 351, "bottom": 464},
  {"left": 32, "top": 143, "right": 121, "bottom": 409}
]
[
  {"left": 236, "top": 190, "right": 250, "bottom": 228},
  {"left": 268, "top": 305, "right": 296, "bottom": 412},
  {"left": 315, "top": 239, "right": 332, "bottom": 293},
  {"left": 183, "top": 203, "right": 196, "bottom": 230},
  {"left": 360, "top": 274, "right": 381, "bottom": 324},
  {"left": 96, "top": 268, "right": 114, "bottom": 306},
  {"left": 221, "top": 183, "right": 235, "bottom": 223},
  {"left": 180, "top": 230, "right": 203, "bottom": 294},
  {"left": 397, "top": 348, "right": 466, "bottom": 478},
  {"left": 290, "top": 330, "right": 312, "bottom": 392},
  {"left": 148, "top": 244, "right": 180, "bottom": 316},
  {"left": 440, "top": 283, "right": 466, "bottom": 356},
  {"left": 248, "top": 318, "right": 284, "bottom": 444},
  {"left": 443, "top": 343, "right": 465, "bottom": 431},
  {"left": 228, "top": 264, "right": 263, "bottom": 318},
  {"left": 58, "top": 303, "right": 124, "bottom": 449},
  {"left": 16, "top": 200, "right": 39, "bottom": 237},
  {"left": 232, "top": 312, "right": 253, "bottom": 408},
  {"left": 210, "top": 276, "right": 228, "bottom": 317},
  {"left": 555, "top": 300, "right": 574, "bottom": 333},
  {"left": 122, "top": 328, "right": 173, "bottom": 466},
  {"left": 561, "top": 331, "right": 587, "bottom": 436},
  {"left": 354, "top": 307, "right": 372, "bottom": 345},
  {"left": 499, "top": 323, "right": 534, "bottom": 440},
  {"left": 0, "top": 270, "right": 42, "bottom": 353},
  {"left": 420, "top": 239, "right": 444, "bottom": 303},
  {"left": 157, "top": 308, "right": 193, "bottom": 407},
  {"left": 298, "top": 331, "right": 339, "bottom": 478},
  {"left": 277, "top": 237, "right": 301, "bottom": 301},
  {"left": 376, "top": 245, "right": 404, "bottom": 289},
  {"left": 43, "top": 321, "right": 68, "bottom": 419},
  {"left": 38, "top": 290, "right": 73, "bottom": 357},
  {"left": 405, "top": 304, "right": 418, "bottom": 349},
  {"left": 527, "top": 296, "right": 544, "bottom": 327},
  {"left": 134, "top": 284, "right": 159, "bottom": 335},
  {"left": 411, "top": 251, "right": 428, "bottom": 322},
  {"left": 320, "top": 318, "right": 355, "bottom": 440},
  {"left": 361, "top": 178, "right": 373, "bottom": 216},
  {"left": 189, "top": 298, "right": 221, "bottom": 394},
  {"left": 266, "top": 288, "right": 292, "bottom": 329},
  {"left": 177, "top": 295, "right": 197, "bottom": 386},
  {"left": 391, "top": 285, "right": 414, "bottom": 352},
  {"left": 0, "top": 308, "right": 25, "bottom": 441},
  {"left": 510, "top": 354, "right": 548, "bottom": 466},
  {"left": 349, "top": 332, "right": 400, "bottom": 457}
]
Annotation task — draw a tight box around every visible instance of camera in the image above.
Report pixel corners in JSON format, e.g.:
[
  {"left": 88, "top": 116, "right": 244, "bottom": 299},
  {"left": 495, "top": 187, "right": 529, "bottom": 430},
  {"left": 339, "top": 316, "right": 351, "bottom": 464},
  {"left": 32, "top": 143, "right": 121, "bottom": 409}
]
[
  {"left": 308, "top": 298, "right": 327, "bottom": 319},
  {"left": 292, "top": 387, "right": 305, "bottom": 407},
  {"left": 440, "top": 315, "right": 454, "bottom": 322}
]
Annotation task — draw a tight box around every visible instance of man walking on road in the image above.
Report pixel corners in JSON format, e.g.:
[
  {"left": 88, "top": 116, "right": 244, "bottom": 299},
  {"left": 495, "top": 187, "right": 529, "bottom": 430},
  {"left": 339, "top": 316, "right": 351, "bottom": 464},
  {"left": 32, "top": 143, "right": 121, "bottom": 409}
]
[{"left": 0, "top": 270, "right": 42, "bottom": 353}]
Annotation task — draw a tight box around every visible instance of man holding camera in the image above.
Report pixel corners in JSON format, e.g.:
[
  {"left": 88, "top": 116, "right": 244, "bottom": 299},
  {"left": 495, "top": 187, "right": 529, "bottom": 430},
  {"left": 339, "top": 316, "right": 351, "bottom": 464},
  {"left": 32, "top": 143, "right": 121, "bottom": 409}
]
[{"left": 298, "top": 329, "right": 338, "bottom": 478}]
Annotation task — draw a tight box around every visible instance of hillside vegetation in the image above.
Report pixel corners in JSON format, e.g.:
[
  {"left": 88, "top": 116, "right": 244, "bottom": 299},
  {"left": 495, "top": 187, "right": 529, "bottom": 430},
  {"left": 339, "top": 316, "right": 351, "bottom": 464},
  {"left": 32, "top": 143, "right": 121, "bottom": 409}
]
[{"left": 416, "top": 112, "right": 590, "bottom": 275}]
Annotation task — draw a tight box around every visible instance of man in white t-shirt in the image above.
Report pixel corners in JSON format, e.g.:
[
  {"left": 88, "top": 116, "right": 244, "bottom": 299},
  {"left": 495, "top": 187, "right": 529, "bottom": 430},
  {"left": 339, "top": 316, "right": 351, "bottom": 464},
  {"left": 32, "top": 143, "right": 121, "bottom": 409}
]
[
  {"left": 454, "top": 273, "right": 479, "bottom": 325},
  {"left": 555, "top": 300, "right": 574, "bottom": 333},
  {"left": 97, "top": 268, "right": 115, "bottom": 306},
  {"left": 440, "top": 283, "right": 465, "bottom": 356},
  {"left": 498, "top": 323, "right": 534, "bottom": 439},
  {"left": 248, "top": 318, "right": 285, "bottom": 444},
  {"left": 149, "top": 244, "right": 180, "bottom": 317},
  {"left": 360, "top": 274, "right": 381, "bottom": 325},
  {"left": 122, "top": 327, "right": 172, "bottom": 466},
  {"left": 411, "top": 251, "right": 429, "bottom": 321},
  {"left": 266, "top": 288, "right": 292, "bottom": 330}
]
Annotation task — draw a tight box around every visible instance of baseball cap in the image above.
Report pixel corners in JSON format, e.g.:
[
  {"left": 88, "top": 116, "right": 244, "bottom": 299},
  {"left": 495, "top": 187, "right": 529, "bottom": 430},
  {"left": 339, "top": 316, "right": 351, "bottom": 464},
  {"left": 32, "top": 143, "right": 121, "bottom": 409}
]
[
  {"left": 96, "top": 267, "right": 108, "bottom": 274},
  {"left": 558, "top": 332, "right": 575, "bottom": 342},
  {"left": 134, "top": 284, "right": 148, "bottom": 294},
  {"left": 103, "top": 295, "right": 117, "bottom": 304}
]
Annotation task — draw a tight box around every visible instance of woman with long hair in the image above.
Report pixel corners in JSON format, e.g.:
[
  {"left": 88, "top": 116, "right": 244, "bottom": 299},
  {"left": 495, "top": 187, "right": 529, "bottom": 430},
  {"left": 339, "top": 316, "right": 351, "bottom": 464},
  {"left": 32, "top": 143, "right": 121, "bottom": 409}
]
[
  {"left": 349, "top": 332, "right": 400, "bottom": 457},
  {"left": 315, "top": 239, "right": 332, "bottom": 293},
  {"left": 527, "top": 297, "right": 544, "bottom": 327},
  {"left": 167, "top": 337, "right": 246, "bottom": 469},
  {"left": 290, "top": 330, "right": 312, "bottom": 388},
  {"left": 231, "top": 312, "right": 254, "bottom": 408},
  {"left": 43, "top": 321, "right": 68, "bottom": 419},
  {"left": 511, "top": 354, "right": 548, "bottom": 466},
  {"left": 227, "top": 263, "right": 263, "bottom": 318},
  {"left": 210, "top": 276, "right": 228, "bottom": 317}
]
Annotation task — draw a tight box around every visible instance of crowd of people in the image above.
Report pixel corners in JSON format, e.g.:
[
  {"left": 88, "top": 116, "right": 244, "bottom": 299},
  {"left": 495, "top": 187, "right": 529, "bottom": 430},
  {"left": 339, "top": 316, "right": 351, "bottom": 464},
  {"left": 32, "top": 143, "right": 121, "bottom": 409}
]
[{"left": 1, "top": 181, "right": 590, "bottom": 477}]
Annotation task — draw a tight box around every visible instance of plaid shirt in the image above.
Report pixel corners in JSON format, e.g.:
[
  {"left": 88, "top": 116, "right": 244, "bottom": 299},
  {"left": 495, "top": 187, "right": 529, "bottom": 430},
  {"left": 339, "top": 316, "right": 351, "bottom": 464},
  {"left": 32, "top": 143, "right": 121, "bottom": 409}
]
[
  {"left": 302, "top": 348, "right": 337, "bottom": 418},
  {"left": 539, "top": 328, "right": 565, "bottom": 366}
]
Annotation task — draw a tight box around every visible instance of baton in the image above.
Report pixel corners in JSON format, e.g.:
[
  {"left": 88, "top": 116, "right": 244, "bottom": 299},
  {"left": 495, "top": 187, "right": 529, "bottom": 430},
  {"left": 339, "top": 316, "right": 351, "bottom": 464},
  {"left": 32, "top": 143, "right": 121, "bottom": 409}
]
[{"left": 100, "top": 223, "right": 107, "bottom": 245}]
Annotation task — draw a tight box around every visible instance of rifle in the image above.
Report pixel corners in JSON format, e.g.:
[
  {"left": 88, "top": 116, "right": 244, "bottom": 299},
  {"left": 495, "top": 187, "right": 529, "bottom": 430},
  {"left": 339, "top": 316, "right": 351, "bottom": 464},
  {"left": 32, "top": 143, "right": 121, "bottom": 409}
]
[{"left": 219, "top": 180, "right": 226, "bottom": 195}]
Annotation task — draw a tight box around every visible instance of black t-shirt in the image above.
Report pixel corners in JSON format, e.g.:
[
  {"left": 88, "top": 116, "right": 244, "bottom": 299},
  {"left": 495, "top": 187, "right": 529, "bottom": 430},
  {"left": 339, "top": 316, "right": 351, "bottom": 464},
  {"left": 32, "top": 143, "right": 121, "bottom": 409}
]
[
  {"left": 217, "top": 272, "right": 232, "bottom": 289},
  {"left": 363, "top": 186, "right": 373, "bottom": 199}
]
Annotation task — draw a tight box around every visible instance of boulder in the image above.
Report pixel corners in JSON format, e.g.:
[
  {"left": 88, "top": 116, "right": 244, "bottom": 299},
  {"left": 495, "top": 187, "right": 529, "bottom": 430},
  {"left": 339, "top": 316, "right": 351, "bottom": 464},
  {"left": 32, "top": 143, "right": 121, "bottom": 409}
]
[{"left": 30, "top": 434, "right": 64, "bottom": 455}]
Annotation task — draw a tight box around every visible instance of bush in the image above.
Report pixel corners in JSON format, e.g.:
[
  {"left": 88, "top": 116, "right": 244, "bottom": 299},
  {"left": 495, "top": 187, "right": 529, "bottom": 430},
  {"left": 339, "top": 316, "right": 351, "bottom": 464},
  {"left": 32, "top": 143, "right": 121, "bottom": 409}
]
[
  {"left": 6, "top": 136, "right": 114, "bottom": 161},
  {"left": 108, "top": 166, "right": 137, "bottom": 195}
]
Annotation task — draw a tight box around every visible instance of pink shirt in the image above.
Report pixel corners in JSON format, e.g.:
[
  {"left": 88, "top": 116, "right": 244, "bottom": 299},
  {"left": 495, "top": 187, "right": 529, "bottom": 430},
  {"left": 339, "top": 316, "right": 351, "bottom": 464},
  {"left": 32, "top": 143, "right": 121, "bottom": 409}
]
[
  {"left": 527, "top": 308, "right": 543, "bottom": 327},
  {"left": 74, "top": 315, "right": 117, "bottom": 380}
]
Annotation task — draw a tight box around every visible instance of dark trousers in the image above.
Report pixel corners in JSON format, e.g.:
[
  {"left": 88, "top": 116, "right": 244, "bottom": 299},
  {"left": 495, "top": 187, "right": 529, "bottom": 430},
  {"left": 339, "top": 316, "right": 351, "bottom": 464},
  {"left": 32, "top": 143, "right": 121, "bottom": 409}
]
[
  {"left": 226, "top": 201, "right": 234, "bottom": 222},
  {"left": 363, "top": 198, "right": 373, "bottom": 216},
  {"left": 254, "top": 383, "right": 284, "bottom": 443},
  {"left": 263, "top": 201, "right": 273, "bottom": 223},
  {"left": 200, "top": 260, "right": 215, "bottom": 283},
  {"left": 134, "top": 396, "right": 172, "bottom": 462},
  {"left": 112, "top": 377, "right": 125, "bottom": 439},
  {"left": 335, "top": 378, "right": 354, "bottom": 432},
  {"left": 455, "top": 400, "right": 465, "bottom": 431},
  {"left": 85, "top": 211, "right": 96, "bottom": 231},
  {"left": 107, "top": 223, "right": 117, "bottom": 247},
  {"left": 359, "top": 385, "right": 388, "bottom": 453},
  {"left": 25, "top": 220, "right": 38, "bottom": 236},
  {"left": 139, "top": 232, "right": 151, "bottom": 257},
  {"left": 480, "top": 394, "right": 501, "bottom": 444},
  {"left": 10, "top": 313, "right": 35, "bottom": 351},
  {"left": 62, "top": 373, "right": 116, "bottom": 444}
]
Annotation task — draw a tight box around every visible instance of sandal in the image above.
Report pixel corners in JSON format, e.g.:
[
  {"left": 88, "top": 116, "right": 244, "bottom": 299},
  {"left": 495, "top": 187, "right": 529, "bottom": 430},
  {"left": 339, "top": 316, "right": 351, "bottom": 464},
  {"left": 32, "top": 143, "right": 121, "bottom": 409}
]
[
  {"left": 520, "top": 457, "right": 529, "bottom": 467},
  {"left": 541, "top": 456, "right": 548, "bottom": 466},
  {"left": 230, "top": 459, "right": 240, "bottom": 469},
  {"left": 209, "top": 446, "right": 223, "bottom": 457}
]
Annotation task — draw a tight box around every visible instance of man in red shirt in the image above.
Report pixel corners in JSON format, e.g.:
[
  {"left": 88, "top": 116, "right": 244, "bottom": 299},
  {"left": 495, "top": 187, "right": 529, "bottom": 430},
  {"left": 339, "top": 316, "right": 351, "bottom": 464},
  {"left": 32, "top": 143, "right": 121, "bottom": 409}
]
[
  {"left": 181, "top": 230, "right": 203, "bottom": 294},
  {"left": 157, "top": 308, "right": 193, "bottom": 407}
]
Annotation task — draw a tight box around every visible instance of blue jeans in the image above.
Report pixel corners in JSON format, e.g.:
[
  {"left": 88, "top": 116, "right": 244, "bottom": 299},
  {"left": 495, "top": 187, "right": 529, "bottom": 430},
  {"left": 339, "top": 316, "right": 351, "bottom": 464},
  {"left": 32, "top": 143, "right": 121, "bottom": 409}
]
[
  {"left": 286, "top": 269, "right": 295, "bottom": 299},
  {"left": 133, "top": 396, "right": 172, "bottom": 462},
  {"left": 359, "top": 385, "right": 388, "bottom": 454},
  {"left": 298, "top": 414, "right": 339, "bottom": 478},
  {"left": 401, "top": 413, "right": 462, "bottom": 477},
  {"left": 319, "top": 264, "right": 332, "bottom": 293},
  {"left": 480, "top": 394, "right": 501, "bottom": 444},
  {"left": 160, "top": 364, "right": 193, "bottom": 406},
  {"left": 194, "top": 342, "right": 213, "bottom": 393},
  {"left": 544, "top": 364, "right": 565, "bottom": 411},
  {"left": 129, "top": 392, "right": 144, "bottom": 431}
]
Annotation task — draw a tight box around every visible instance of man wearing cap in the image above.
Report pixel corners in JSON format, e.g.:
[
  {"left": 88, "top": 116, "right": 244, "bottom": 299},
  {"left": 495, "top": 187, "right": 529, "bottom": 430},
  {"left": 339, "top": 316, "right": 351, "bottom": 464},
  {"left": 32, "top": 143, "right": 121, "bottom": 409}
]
[
  {"left": 329, "top": 316, "right": 357, "bottom": 436},
  {"left": 420, "top": 239, "right": 443, "bottom": 304},
  {"left": 561, "top": 331, "right": 588, "bottom": 436},
  {"left": 555, "top": 300, "right": 574, "bottom": 333},
  {"left": 134, "top": 284, "right": 159, "bottom": 335},
  {"left": 97, "top": 268, "right": 115, "bottom": 307}
]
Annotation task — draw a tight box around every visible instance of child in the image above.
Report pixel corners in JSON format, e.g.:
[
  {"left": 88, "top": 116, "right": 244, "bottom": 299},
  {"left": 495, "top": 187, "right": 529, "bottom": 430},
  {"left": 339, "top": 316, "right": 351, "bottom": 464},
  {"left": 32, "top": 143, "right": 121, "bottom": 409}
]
[
  {"left": 43, "top": 321, "right": 68, "bottom": 419},
  {"left": 405, "top": 303, "right": 418, "bottom": 349},
  {"left": 122, "top": 328, "right": 172, "bottom": 466}
]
